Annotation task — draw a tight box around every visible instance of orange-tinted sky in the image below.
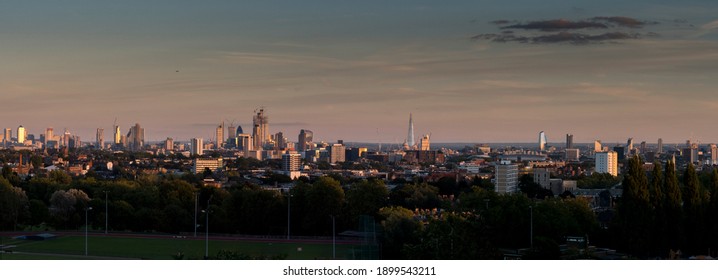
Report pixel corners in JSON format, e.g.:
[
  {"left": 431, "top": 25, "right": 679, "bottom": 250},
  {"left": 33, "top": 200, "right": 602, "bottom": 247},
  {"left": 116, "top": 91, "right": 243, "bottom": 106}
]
[{"left": 1, "top": 1, "right": 717, "bottom": 144}]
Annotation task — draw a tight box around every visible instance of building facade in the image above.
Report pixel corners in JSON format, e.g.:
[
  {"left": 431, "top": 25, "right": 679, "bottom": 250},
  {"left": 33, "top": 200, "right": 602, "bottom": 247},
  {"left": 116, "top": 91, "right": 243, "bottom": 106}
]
[
  {"left": 192, "top": 158, "right": 223, "bottom": 174},
  {"left": 96, "top": 128, "right": 104, "bottom": 149},
  {"left": 495, "top": 161, "right": 519, "bottom": 194},
  {"left": 298, "top": 129, "right": 313, "bottom": 151},
  {"left": 595, "top": 151, "right": 618, "bottom": 176},
  {"left": 191, "top": 138, "right": 204, "bottom": 156},
  {"left": 252, "top": 108, "right": 269, "bottom": 150}
]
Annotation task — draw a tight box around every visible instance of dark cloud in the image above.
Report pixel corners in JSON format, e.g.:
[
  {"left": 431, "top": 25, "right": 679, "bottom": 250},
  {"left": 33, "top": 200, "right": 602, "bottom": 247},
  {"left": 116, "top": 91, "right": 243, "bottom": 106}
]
[
  {"left": 492, "top": 20, "right": 511, "bottom": 25},
  {"left": 473, "top": 16, "right": 658, "bottom": 45},
  {"left": 592, "top": 16, "right": 646, "bottom": 28},
  {"left": 473, "top": 31, "right": 643, "bottom": 45},
  {"left": 532, "top": 32, "right": 638, "bottom": 44},
  {"left": 503, "top": 19, "right": 608, "bottom": 31}
]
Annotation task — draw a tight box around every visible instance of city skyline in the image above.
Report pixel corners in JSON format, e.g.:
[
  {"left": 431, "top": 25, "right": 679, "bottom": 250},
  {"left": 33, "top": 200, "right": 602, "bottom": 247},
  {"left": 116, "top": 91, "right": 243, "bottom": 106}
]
[{"left": 2, "top": 1, "right": 718, "bottom": 143}]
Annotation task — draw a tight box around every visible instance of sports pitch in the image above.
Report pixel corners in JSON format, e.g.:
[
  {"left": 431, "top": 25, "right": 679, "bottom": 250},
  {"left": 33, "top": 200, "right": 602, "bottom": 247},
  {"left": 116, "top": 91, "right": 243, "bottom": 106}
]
[{"left": 0, "top": 234, "right": 359, "bottom": 260}]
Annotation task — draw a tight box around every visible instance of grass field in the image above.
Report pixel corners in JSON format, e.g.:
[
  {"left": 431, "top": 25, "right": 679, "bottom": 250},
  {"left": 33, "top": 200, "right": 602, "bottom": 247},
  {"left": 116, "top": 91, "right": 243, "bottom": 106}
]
[{"left": 0, "top": 234, "right": 360, "bottom": 260}]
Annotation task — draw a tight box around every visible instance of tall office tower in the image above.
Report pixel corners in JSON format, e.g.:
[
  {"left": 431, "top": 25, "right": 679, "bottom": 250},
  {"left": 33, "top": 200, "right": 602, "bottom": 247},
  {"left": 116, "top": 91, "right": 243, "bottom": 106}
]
[
  {"left": 683, "top": 146, "right": 698, "bottom": 164},
  {"left": 45, "top": 127, "right": 53, "bottom": 143},
  {"left": 275, "top": 132, "right": 287, "bottom": 149},
  {"left": 538, "top": 131, "right": 547, "bottom": 151},
  {"left": 657, "top": 138, "right": 663, "bottom": 154},
  {"left": 236, "top": 125, "right": 243, "bottom": 135},
  {"left": 282, "top": 152, "right": 301, "bottom": 172},
  {"left": 298, "top": 129, "right": 313, "bottom": 151},
  {"left": 596, "top": 151, "right": 618, "bottom": 177},
  {"left": 216, "top": 122, "right": 224, "bottom": 148},
  {"left": 419, "top": 134, "right": 431, "bottom": 151},
  {"left": 594, "top": 140, "right": 603, "bottom": 152},
  {"left": 640, "top": 141, "right": 647, "bottom": 154},
  {"left": 495, "top": 161, "right": 519, "bottom": 194},
  {"left": 228, "top": 125, "right": 237, "bottom": 140},
  {"left": 407, "top": 113, "right": 415, "bottom": 148},
  {"left": 96, "top": 128, "right": 104, "bottom": 149},
  {"left": 3, "top": 128, "right": 10, "bottom": 142},
  {"left": 237, "top": 134, "right": 252, "bottom": 153},
  {"left": 710, "top": 144, "right": 717, "bottom": 165},
  {"left": 252, "top": 108, "right": 269, "bottom": 149},
  {"left": 329, "top": 143, "right": 346, "bottom": 163},
  {"left": 126, "top": 123, "right": 144, "bottom": 151},
  {"left": 566, "top": 134, "right": 574, "bottom": 149},
  {"left": 69, "top": 135, "right": 81, "bottom": 149},
  {"left": 626, "top": 138, "right": 634, "bottom": 155},
  {"left": 63, "top": 129, "right": 71, "bottom": 147},
  {"left": 282, "top": 152, "right": 302, "bottom": 179},
  {"left": 17, "top": 125, "right": 26, "bottom": 144},
  {"left": 191, "top": 138, "right": 204, "bottom": 156},
  {"left": 114, "top": 125, "right": 121, "bottom": 144},
  {"left": 165, "top": 137, "right": 174, "bottom": 151}
]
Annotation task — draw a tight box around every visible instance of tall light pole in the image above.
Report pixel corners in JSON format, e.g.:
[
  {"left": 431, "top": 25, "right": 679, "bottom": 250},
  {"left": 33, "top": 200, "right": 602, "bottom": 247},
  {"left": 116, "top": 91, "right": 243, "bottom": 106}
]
[
  {"left": 202, "top": 209, "right": 209, "bottom": 259},
  {"left": 330, "top": 215, "right": 336, "bottom": 259},
  {"left": 194, "top": 192, "right": 198, "bottom": 238},
  {"left": 85, "top": 207, "right": 93, "bottom": 256},
  {"left": 529, "top": 206, "right": 533, "bottom": 249},
  {"left": 287, "top": 193, "right": 292, "bottom": 240},
  {"left": 203, "top": 195, "right": 213, "bottom": 259},
  {"left": 103, "top": 191, "right": 108, "bottom": 234}
]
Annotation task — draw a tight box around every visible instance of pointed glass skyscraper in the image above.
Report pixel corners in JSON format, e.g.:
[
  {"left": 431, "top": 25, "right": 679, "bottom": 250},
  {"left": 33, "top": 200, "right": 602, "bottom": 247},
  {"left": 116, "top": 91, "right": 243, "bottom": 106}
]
[
  {"left": 407, "top": 113, "right": 415, "bottom": 148},
  {"left": 538, "top": 131, "right": 547, "bottom": 151}
]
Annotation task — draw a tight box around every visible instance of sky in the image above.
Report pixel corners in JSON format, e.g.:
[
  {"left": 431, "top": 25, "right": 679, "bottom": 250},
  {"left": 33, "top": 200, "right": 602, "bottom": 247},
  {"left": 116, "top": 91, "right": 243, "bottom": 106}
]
[{"left": 1, "top": 1, "right": 717, "bottom": 144}]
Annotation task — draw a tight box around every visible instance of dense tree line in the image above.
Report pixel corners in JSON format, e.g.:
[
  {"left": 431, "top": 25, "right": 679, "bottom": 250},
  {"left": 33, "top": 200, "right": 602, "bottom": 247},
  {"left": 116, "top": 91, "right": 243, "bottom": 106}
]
[{"left": 612, "top": 155, "right": 718, "bottom": 258}]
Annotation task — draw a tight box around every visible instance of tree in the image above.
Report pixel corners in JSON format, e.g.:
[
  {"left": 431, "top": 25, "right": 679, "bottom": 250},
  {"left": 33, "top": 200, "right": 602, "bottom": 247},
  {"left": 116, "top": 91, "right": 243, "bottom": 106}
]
[
  {"left": 295, "top": 177, "right": 345, "bottom": 235},
  {"left": 0, "top": 177, "right": 29, "bottom": 230},
  {"left": 682, "top": 163, "right": 704, "bottom": 255},
  {"left": 48, "top": 170, "right": 72, "bottom": 185},
  {"left": 378, "top": 206, "right": 421, "bottom": 259},
  {"left": 30, "top": 155, "right": 44, "bottom": 172},
  {"left": 662, "top": 159, "right": 683, "bottom": 253},
  {"left": 404, "top": 212, "right": 500, "bottom": 259},
  {"left": 27, "top": 199, "right": 50, "bottom": 226},
  {"left": 615, "top": 155, "right": 651, "bottom": 257},
  {"left": 345, "top": 179, "right": 389, "bottom": 225},
  {"left": 648, "top": 161, "right": 665, "bottom": 255},
  {"left": 708, "top": 169, "right": 718, "bottom": 256},
  {"left": 49, "top": 189, "right": 90, "bottom": 229},
  {"left": 389, "top": 183, "right": 440, "bottom": 210}
]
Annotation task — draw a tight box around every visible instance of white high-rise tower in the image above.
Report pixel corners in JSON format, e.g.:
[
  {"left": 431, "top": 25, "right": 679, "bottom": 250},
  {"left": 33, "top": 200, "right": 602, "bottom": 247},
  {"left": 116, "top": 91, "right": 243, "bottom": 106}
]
[
  {"left": 407, "top": 113, "right": 415, "bottom": 148},
  {"left": 538, "top": 131, "right": 547, "bottom": 151}
]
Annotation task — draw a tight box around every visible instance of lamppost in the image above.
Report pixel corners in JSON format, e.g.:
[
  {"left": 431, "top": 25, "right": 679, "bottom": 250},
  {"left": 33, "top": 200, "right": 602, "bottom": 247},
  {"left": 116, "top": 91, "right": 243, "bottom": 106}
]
[
  {"left": 287, "top": 193, "right": 293, "bottom": 240},
  {"left": 201, "top": 208, "right": 210, "bottom": 259},
  {"left": 194, "top": 192, "right": 198, "bottom": 238},
  {"left": 202, "top": 195, "right": 213, "bottom": 259},
  {"left": 330, "top": 215, "right": 336, "bottom": 259},
  {"left": 85, "top": 207, "right": 93, "bottom": 256},
  {"left": 103, "top": 190, "right": 109, "bottom": 234},
  {"left": 529, "top": 206, "right": 533, "bottom": 249}
]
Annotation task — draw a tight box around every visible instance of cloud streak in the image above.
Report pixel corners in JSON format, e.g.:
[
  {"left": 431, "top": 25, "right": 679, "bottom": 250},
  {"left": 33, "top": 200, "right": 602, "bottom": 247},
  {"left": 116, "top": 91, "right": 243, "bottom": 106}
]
[{"left": 475, "top": 16, "right": 656, "bottom": 45}]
